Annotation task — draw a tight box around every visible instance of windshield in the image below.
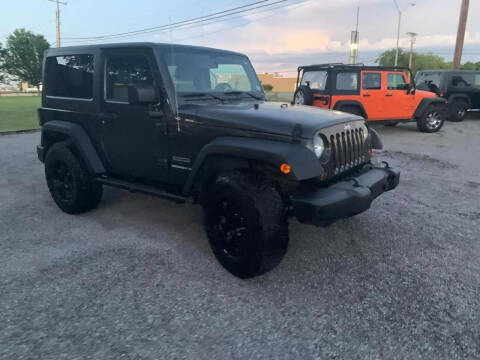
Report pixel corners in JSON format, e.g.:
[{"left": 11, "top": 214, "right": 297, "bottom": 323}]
[{"left": 162, "top": 49, "right": 263, "bottom": 98}]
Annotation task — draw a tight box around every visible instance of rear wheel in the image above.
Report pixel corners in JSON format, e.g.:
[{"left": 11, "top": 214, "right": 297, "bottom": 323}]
[
  {"left": 45, "top": 142, "right": 103, "bottom": 214},
  {"left": 293, "top": 85, "right": 313, "bottom": 106},
  {"left": 203, "top": 170, "right": 288, "bottom": 278},
  {"left": 417, "top": 105, "right": 444, "bottom": 133},
  {"left": 449, "top": 100, "right": 469, "bottom": 122}
]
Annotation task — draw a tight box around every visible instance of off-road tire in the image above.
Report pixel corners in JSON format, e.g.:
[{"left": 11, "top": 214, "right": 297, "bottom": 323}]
[
  {"left": 203, "top": 170, "right": 288, "bottom": 278},
  {"left": 449, "top": 100, "right": 469, "bottom": 122},
  {"left": 45, "top": 142, "right": 103, "bottom": 214},
  {"left": 417, "top": 105, "right": 444, "bottom": 133},
  {"left": 338, "top": 105, "right": 364, "bottom": 118},
  {"left": 293, "top": 85, "right": 313, "bottom": 106}
]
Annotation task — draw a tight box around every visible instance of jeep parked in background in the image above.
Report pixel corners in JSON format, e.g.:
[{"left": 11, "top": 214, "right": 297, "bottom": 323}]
[
  {"left": 415, "top": 69, "right": 480, "bottom": 122},
  {"left": 37, "top": 43, "right": 399, "bottom": 278},
  {"left": 293, "top": 63, "right": 447, "bottom": 132}
]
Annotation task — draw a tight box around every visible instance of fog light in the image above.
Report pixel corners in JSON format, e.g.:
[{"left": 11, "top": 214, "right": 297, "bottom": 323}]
[{"left": 280, "top": 163, "right": 291, "bottom": 174}]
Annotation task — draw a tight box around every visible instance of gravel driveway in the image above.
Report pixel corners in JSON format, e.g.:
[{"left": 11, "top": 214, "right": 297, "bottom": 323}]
[{"left": 1, "top": 117, "right": 479, "bottom": 359}]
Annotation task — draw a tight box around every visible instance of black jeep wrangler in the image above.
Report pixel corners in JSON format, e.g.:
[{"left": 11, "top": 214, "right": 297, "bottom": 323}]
[
  {"left": 37, "top": 43, "right": 399, "bottom": 278},
  {"left": 416, "top": 69, "right": 480, "bottom": 122}
]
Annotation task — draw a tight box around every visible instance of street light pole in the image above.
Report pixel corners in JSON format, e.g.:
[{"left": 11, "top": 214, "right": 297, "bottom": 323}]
[{"left": 393, "top": 0, "right": 415, "bottom": 66}]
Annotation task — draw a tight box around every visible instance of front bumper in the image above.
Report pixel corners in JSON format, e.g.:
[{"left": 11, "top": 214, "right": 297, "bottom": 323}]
[
  {"left": 291, "top": 164, "right": 400, "bottom": 226},
  {"left": 37, "top": 145, "right": 45, "bottom": 163}
]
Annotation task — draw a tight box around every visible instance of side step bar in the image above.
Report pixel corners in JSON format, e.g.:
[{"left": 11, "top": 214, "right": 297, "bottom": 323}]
[{"left": 95, "top": 177, "right": 186, "bottom": 204}]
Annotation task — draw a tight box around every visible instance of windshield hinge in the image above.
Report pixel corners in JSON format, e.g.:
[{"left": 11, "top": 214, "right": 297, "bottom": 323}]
[{"left": 291, "top": 123, "right": 303, "bottom": 143}]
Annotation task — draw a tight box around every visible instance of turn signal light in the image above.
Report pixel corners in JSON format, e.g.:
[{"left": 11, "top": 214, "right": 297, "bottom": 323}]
[{"left": 280, "top": 163, "right": 291, "bottom": 174}]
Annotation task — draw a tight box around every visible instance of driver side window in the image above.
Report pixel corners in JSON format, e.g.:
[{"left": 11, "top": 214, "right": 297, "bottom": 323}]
[
  {"left": 387, "top": 73, "right": 407, "bottom": 90},
  {"left": 105, "top": 54, "right": 154, "bottom": 103}
]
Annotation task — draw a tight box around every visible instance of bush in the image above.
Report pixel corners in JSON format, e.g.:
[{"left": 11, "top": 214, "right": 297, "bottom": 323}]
[{"left": 262, "top": 84, "right": 273, "bottom": 92}]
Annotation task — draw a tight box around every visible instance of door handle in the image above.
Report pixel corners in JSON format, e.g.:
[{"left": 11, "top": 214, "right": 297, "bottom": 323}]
[
  {"left": 149, "top": 110, "right": 164, "bottom": 118},
  {"left": 99, "top": 112, "right": 118, "bottom": 124},
  {"left": 363, "top": 94, "right": 371, "bottom": 97},
  {"left": 385, "top": 94, "right": 393, "bottom": 97}
]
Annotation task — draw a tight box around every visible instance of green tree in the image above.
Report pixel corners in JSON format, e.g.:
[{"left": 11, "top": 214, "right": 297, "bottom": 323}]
[
  {"left": 1, "top": 29, "right": 50, "bottom": 89},
  {"left": 0, "top": 42, "right": 5, "bottom": 82},
  {"left": 461, "top": 61, "right": 480, "bottom": 70},
  {"left": 376, "top": 48, "right": 450, "bottom": 75}
]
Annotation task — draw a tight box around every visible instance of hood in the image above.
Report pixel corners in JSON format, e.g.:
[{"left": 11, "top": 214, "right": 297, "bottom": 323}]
[
  {"left": 178, "top": 101, "right": 362, "bottom": 138},
  {"left": 415, "top": 89, "right": 437, "bottom": 97}
]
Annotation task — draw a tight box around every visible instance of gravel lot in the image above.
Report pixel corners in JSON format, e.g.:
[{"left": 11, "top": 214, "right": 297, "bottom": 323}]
[{"left": 1, "top": 116, "right": 480, "bottom": 359}]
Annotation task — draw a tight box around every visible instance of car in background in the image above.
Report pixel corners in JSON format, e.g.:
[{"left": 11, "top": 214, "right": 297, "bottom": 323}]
[
  {"left": 415, "top": 69, "right": 480, "bottom": 122},
  {"left": 293, "top": 63, "right": 447, "bottom": 133}
]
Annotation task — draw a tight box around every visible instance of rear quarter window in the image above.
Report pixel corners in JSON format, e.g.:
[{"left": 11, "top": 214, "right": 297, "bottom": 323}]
[
  {"left": 301, "top": 71, "right": 327, "bottom": 90},
  {"left": 44, "top": 54, "right": 94, "bottom": 99},
  {"left": 450, "top": 73, "right": 474, "bottom": 88}
]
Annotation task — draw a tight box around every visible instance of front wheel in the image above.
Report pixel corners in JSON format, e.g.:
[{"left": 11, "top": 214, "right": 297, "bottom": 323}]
[
  {"left": 203, "top": 170, "right": 288, "bottom": 278},
  {"left": 417, "top": 105, "right": 444, "bottom": 133}
]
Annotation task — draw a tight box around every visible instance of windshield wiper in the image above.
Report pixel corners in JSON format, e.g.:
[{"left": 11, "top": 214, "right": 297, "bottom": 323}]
[
  {"left": 179, "top": 92, "right": 225, "bottom": 101},
  {"left": 223, "top": 91, "right": 265, "bottom": 100}
]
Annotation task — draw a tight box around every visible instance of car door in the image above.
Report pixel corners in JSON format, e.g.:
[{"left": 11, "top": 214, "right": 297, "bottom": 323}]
[
  {"left": 384, "top": 72, "right": 416, "bottom": 119},
  {"left": 100, "top": 49, "right": 169, "bottom": 181},
  {"left": 360, "top": 71, "right": 384, "bottom": 120}
]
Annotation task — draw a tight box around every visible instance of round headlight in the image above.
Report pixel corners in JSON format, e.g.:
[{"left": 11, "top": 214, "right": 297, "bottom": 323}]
[
  {"left": 313, "top": 133, "right": 325, "bottom": 158},
  {"left": 361, "top": 124, "right": 369, "bottom": 141}
]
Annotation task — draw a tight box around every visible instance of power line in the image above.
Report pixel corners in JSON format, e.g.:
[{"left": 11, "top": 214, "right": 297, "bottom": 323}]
[
  {"left": 175, "top": 0, "right": 310, "bottom": 42},
  {"left": 62, "top": 0, "right": 281, "bottom": 42}
]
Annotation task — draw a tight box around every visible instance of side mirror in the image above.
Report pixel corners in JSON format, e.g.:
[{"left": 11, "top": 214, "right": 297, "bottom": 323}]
[
  {"left": 406, "top": 83, "right": 415, "bottom": 94},
  {"left": 128, "top": 83, "right": 158, "bottom": 105}
]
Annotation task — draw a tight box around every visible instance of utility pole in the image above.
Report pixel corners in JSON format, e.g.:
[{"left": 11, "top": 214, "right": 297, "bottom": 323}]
[
  {"left": 406, "top": 32, "right": 417, "bottom": 80},
  {"left": 393, "top": 0, "right": 415, "bottom": 66},
  {"left": 47, "top": 0, "right": 67, "bottom": 47},
  {"left": 406, "top": 32, "right": 417, "bottom": 69},
  {"left": 349, "top": 6, "right": 360, "bottom": 64},
  {"left": 453, "top": 0, "right": 469, "bottom": 69}
]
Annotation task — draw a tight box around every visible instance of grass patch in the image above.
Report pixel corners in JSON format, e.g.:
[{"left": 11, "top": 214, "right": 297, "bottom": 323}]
[
  {"left": 265, "top": 92, "right": 293, "bottom": 103},
  {"left": 0, "top": 96, "right": 41, "bottom": 132}
]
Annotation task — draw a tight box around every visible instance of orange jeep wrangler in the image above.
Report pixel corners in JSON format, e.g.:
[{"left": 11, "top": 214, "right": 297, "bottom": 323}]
[{"left": 293, "top": 63, "right": 447, "bottom": 132}]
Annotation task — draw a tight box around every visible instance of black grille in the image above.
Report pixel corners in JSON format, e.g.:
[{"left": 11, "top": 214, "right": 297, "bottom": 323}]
[{"left": 329, "top": 127, "right": 367, "bottom": 175}]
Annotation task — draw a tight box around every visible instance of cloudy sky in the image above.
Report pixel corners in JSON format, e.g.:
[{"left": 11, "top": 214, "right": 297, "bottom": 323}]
[{"left": 2, "top": 0, "right": 480, "bottom": 74}]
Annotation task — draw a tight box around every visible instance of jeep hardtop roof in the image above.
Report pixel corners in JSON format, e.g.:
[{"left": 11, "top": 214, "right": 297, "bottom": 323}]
[
  {"left": 416, "top": 69, "right": 480, "bottom": 73},
  {"left": 298, "top": 63, "right": 410, "bottom": 72},
  {"left": 44, "top": 42, "right": 247, "bottom": 58}
]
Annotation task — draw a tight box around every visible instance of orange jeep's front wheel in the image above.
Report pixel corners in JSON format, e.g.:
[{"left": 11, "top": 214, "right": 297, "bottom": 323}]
[{"left": 417, "top": 105, "right": 444, "bottom": 133}]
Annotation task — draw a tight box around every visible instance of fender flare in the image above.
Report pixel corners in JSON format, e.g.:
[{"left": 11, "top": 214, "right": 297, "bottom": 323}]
[
  {"left": 413, "top": 97, "right": 447, "bottom": 119},
  {"left": 182, "top": 136, "right": 323, "bottom": 195},
  {"left": 447, "top": 94, "right": 471, "bottom": 107},
  {"left": 41, "top": 120, "right": 105, "bottom": 174},
  {"left": 333, "top": 100, "right": 368, "bottom": 119}
]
